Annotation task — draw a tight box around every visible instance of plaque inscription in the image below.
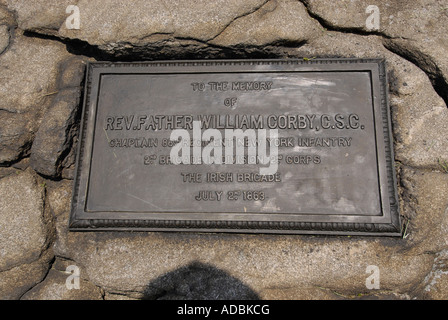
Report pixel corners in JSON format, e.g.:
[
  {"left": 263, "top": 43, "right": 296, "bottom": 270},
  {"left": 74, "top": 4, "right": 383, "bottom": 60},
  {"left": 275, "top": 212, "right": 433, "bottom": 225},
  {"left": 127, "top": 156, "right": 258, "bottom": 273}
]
[{"left": 69, "top": 59, "right": 401, "bottom": 236}]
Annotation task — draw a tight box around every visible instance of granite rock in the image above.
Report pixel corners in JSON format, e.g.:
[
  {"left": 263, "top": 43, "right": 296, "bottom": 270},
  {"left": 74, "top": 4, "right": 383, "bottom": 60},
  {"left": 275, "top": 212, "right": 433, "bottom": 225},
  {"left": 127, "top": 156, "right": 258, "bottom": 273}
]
[
  {"left": 0, "top": 170, "right": 49, "bottom": 272},
  {"left": 0, "top": 32, "right": 72, "bottom": 164},
  {"left": 53, "top": 227, "right": 433, "bottom": 299},
  {"left": 30, "top": 87, "right": 83, "bottom": 178},
  {"left": 0, "top": 250, "right": 53, "bottom": 299},
  {"left": 0, "top": 170, "right": 54, "bottom": 299},
  {"left": 21, "top": 261, "right": 103, "bottom": 300},
  {"left": 210, "top": 0, "right": 321, "bottom": 47},
  {"left": 0, "top": 24, "right": 9, "bottom": 53},
  {"left": 1, "top": 0, "right": 448, "bottom": 301},
  {"left": 421, "top": 250, "right": 448, "bottom": 300},
  {"left": 301, "top": 0, "right": 448, "bottom": 104},
  {"left": 7, "top": 0, "right": 270, "bottom": 46}
]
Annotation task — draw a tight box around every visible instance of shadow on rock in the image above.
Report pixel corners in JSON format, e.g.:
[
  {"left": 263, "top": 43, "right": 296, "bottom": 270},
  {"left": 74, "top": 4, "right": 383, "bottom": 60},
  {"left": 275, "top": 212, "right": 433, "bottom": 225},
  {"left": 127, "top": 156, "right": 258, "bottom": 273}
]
[{"left": 142, "top": 261, "right": 260, "bottom": 300}]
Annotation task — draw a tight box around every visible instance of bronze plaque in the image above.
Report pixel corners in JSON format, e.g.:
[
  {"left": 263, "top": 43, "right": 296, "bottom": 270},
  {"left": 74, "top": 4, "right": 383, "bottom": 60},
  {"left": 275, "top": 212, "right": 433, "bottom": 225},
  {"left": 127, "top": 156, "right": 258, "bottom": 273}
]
[{"left": 69, "top": 59, "right": 401, "bottom": 236}]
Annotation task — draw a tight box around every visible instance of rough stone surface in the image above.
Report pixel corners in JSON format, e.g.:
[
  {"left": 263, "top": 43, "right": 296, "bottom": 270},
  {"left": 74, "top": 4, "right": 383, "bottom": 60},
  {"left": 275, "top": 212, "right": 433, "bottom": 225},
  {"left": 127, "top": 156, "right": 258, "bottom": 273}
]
[
  {"left": 6, "top": 0, "right": 72, "bottom": 32},
  {"left": 0, "top": 4, "right": 15, "bottom": 27},
  {"left": 398, "top": 168, "right": 448, "bottom": 252},
  {"left": 56, "top": 56, "right": 87, "bottom": 89},
  {"left": 301, "top": 0, "right": 448, "bottom": 40},
  {"left": 0, "top": 170, "right": 54, "bottom": 299},
  {"left": 8, "top": 0, "right": 269, "bottom": 43},
  {"left": 210, "top": 0, "right": 320, "bottom": 47},
  {"left": 0, "top": 249, "right": 53, "bottom": 299},
  {"left": 421, "top": 250, "right": 448, "bottom": 300},
  {"left": 47, "top": 179, "right": 73, "bottom": 218},
  {"left": 53, "top": 228, "right": 433, "bottom": 299},
  {"left": 0, "top": 32, "right": 69, "bottom": 114},
  {"left": 0, "top": 169, "right": 48, "bottom": 271},
  {"left": 0, "top": 24, "right": 9, "bottom": 53},
  {"left": 29, "top": 56, "right": 86, "bottom": 178},
  {"left": 0, "top": 166, "right": 19, "bottom": 180},
  {"left": 0, "top": 0, "right": 447, "bottom": 301},
  {"left": 30, "top": 87, "right": 82, "bottom": 178},
  {"left": 0, "top": 31, "right": 72, "bottom": 164},
  {"left": 301, "top": 0, "right": 448, "bottom": 104},
  {"left": 21, "top": 261, "right": 103, "bottom": 300}
]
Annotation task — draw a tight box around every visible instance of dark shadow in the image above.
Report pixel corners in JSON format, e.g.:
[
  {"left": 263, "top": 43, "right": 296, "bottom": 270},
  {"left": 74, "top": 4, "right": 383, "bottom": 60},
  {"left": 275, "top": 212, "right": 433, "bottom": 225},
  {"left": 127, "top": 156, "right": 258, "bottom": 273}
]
[
  {"left": 22, "top": 30, "right": 302, "bottom": 62},
  {"left": 142, "top": 261, "right": 260, "bottom": 300}
]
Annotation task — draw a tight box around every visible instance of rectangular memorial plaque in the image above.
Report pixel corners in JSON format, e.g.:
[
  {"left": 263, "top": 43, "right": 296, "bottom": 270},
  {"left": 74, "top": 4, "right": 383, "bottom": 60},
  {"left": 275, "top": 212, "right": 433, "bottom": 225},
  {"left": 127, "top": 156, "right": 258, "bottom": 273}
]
[{"left": 69, "top": 59, "right": 401, "bottom": 236}]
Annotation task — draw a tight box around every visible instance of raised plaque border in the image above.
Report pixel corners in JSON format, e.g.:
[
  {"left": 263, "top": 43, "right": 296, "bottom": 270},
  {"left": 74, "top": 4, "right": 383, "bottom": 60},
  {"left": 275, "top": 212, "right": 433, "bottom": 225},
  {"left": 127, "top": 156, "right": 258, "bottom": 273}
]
[{"left": 69, "top": 58, "right": 401, "bottom": 236}]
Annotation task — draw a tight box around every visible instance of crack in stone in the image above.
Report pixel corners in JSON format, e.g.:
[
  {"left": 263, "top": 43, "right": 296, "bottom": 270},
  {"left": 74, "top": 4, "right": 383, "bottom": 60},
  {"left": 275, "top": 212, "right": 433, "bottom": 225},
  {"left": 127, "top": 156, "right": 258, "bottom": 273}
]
[
  {"left": 22, "top": 30, "right": 116, "bottom": 60},
  {"left": 416, "top": 249, "right": 448, "bottom": 298},
  {"left": 22, "top": 28, "right": 303, "bottom": 62},
  {"left": 136, "top": 31, "right": 175, "bottom": 43},
  {"left": 16, "top": 253, "right": 55, "bottom": 300},
  {"left": 297, "top": 0, "right": 409, "bottom": 41},
  {"left": 298, "top": 0, "right": 448, "bottom": 108},
  {"left": 298, "top": 0, "right": 393, "bottom": 39},
  {"left": 382, "top": 39, "right": 448, "bottom": 108},
  {"left": 207, "top": 0, "right": 272, "bottom": 42},
  {"left": 14, "top": 0, "right": 314, "bottom": 61},
  {"left": 18, "top": 0, "right": 277, "bottom": 61},
  {"left": 0, "top": 6, "right": 18, "bottom": 57}
]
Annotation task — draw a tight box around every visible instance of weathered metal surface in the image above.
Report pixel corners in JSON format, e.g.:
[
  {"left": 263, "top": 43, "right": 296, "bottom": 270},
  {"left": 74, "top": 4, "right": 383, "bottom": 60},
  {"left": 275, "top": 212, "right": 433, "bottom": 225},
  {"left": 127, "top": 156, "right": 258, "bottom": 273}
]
[{"left": 69, "top": 59, "right": 400, "bottom": 236}]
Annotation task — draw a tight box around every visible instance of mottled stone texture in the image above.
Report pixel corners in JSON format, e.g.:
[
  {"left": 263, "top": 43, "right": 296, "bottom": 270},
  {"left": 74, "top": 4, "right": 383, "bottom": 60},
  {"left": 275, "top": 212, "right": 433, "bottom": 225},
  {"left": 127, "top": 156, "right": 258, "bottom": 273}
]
[
  {"left": 0, "top": 170, "right": 54, "bottom": 299},
  {"left": 0, "top": 0, "right": 448, "bottom": 300},
  {"left": 30, "top": 57, "right": 86, "bottom": 178}
]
